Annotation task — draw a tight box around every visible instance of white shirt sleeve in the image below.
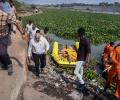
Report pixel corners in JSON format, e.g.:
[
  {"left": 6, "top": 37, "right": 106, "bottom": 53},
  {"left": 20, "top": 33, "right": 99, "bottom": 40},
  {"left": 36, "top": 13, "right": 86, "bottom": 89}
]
[
  {"left": 28, "top": 39, "right": 32, "bottom": 57},
  {"left": 36, "top": 27, "right": 39, "bottom": 31},
  {"left": 26, "top": 24, "right": 28, "bottom": 31}
]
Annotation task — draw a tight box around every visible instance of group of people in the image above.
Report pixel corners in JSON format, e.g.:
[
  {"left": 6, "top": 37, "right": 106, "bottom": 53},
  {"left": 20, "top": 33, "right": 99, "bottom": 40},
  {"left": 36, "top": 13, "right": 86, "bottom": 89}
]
[
  {"left": 0, "top": 0, "right": 50, "bottom": 77},
  {"left": 26, "top": 20, "right": 50, "bottom": 42},
  {"left": 102, "top": 41, "right": 120, "bottom": 98},
  {"left": 0, "top": 0, "right": 120, "bottom": 99},
  {"left": 25, "top": 20, "right": 50, "bottom": 77},
  {"left": 75, "top": 28, "right": 120, "bottom": 98}
]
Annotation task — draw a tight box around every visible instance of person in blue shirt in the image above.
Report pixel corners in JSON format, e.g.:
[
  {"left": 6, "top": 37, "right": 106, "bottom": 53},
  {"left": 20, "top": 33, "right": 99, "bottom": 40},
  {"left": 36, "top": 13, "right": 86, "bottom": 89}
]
[
  {"left": 0, "top": 0, "right": 11, "bottom": 14},
  {"left": 0, "top": 0, "right": 12, "bottom": 33}
]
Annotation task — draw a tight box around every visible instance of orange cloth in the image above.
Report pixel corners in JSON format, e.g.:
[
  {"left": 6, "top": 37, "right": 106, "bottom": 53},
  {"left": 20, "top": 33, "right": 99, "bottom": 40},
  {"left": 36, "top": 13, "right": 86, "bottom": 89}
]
[
  {"left": 103, "top": 44, "right": 114, "bottom": 70},
  {"left": 115, "top": 80, "right": 120, "bottom": 98},
  {"left": 107, "top": 66, "right": 115, "bottom": 85},
  {"left": 112, "top": 46, "right": 120, "bottom": 74},
  {"left": 111, "top": 46, "right": 120, "bottom": 98}
]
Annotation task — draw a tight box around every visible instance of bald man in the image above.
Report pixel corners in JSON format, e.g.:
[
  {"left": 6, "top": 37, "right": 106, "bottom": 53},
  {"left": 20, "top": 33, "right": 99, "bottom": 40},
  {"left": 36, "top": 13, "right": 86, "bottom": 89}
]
[{"left": 28, "top": 30, "right": 49, "bottom": 77}]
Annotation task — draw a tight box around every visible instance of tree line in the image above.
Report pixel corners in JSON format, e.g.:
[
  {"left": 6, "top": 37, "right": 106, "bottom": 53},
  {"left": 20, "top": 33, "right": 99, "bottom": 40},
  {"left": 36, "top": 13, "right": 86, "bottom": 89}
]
[{"left": 50, "top": 2, "right": 120, "bottom": 7}]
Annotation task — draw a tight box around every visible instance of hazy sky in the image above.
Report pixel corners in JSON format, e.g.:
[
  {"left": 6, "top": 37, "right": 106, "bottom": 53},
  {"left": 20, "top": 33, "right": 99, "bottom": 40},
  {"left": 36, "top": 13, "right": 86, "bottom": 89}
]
[{"left": 18, "top": 0, "right": 120, "bottom": 4}]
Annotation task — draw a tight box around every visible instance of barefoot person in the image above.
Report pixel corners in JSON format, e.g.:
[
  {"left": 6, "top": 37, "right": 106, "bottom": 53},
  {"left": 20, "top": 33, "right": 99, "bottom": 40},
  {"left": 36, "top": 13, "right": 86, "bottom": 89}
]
[
  {"left": 74, "top": 27, "right": 91, "bottom": 88},
  {"left": 28, "top": 30, "right": 49, "bottom": 77}
]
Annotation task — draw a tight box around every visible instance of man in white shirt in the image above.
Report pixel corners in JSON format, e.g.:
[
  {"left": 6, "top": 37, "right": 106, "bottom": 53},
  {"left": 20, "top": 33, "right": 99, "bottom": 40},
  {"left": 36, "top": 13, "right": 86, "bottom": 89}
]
[
  {"left": 28, "top": 30, "right": 49, "bottom": 77},
  {"left": 26, "top": 20, "right": 33, "bottom": 35},
  {"left": 28, "top": 26, "right": 39, "bottom": 39}
]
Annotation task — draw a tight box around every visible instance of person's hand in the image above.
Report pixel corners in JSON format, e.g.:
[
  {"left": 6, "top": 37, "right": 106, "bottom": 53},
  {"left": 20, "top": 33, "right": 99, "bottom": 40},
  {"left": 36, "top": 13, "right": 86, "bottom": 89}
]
[
  {"left": 105, "top": 65, "right": 112, "bottom": 73},
  {"left": 27, "top": 56, "right": 32, "bottom": 65},
  {"left": 44, "top": 51, "right": 47, "bottom": 55},
  {"left": 22, "top": 34, "right": 26, "bottom": 40},
  {"left": 67, "top": 56, "right": 72, "bottom": 63},
  {"left": 84, "top": 61, "right": 89, "bottom": 67},
  {"left": 44, "top": 49, "right": 48, "bottom": 55}
]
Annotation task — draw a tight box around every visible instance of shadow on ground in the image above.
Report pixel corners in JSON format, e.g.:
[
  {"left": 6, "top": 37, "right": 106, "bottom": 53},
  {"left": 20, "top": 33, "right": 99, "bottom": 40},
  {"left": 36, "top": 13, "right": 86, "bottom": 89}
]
[
  {"left": 0, "top": 57, "right": 23, "bottom": 69},
  {"left": 28, "top": 65, "right": 36, "bottom": 76}
]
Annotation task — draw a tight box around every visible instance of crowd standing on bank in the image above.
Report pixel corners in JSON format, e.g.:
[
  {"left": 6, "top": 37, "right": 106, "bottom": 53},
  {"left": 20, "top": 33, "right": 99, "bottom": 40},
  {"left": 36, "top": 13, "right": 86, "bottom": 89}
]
[{"left": 0, "top": 0, "right": 120, "bottom": 99}]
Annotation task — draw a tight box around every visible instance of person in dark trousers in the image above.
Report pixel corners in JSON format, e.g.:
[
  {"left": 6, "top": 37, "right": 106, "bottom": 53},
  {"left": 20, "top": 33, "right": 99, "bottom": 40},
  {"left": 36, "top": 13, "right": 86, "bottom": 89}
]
[
  {"left": 44, "top": 27, "right": 50, "bottom": 42},
  {"left": 74, "top": 27, "right": 91, "bottom": 88},
  {"left": 0, "top": 2, "right": 25, "bottom": 75},
  {"left": 28, "top": 30, "right": 49, "bottom": 78}
]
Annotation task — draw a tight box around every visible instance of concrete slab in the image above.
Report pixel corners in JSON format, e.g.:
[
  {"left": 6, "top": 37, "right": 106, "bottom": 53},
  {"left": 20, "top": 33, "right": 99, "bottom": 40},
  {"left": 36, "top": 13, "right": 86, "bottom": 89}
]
[{"left": 0, "top": 33, "right": 27, "bottom": 100}]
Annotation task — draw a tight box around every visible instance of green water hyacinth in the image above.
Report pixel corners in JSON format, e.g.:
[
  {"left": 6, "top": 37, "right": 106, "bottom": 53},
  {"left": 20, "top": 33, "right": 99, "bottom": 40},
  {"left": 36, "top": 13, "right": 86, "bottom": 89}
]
[{"left": 23, "top": 8, "right": 120, "bottom": 44}]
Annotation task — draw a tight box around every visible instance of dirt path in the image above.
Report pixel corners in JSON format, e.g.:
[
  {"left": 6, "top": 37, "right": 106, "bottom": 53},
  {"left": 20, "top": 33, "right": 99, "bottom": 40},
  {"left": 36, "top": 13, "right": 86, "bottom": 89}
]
[
  {"left": 0, "top": 10, "right": 43, "bottom": 100},
  {"left": 18, "top": 10, "right": 43, "bottom": 17}
]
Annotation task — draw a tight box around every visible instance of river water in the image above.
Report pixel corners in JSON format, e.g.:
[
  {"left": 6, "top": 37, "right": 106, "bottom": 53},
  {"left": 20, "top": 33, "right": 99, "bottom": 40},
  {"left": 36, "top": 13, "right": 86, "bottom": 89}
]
[
  {"left": 72, "top": 6, "right": 120, "bottom": 15},
  {"left": 46, "top": 6, "right": 120, "bottom": 60}
]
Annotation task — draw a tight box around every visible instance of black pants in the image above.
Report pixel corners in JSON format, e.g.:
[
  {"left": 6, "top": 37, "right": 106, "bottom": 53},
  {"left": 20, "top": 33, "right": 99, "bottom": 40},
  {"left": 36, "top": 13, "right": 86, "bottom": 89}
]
[
  {"left": 0, "top": 35, "right": 12, "bottom": 69},
  {"left": 32, "top": 53, "right": 46, "bottom": 76},
  {"left": 0, "top": 54, "right": 12, "bottom": 69},
  {"left": 8, "top": 23, "right": 11, "bottom": 34}
]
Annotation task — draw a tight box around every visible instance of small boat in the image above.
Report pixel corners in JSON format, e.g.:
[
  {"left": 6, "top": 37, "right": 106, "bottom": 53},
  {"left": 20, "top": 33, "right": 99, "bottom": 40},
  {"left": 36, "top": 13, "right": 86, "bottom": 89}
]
[{"left": 51, "top": 42, "right": 79, "bottom": 67}]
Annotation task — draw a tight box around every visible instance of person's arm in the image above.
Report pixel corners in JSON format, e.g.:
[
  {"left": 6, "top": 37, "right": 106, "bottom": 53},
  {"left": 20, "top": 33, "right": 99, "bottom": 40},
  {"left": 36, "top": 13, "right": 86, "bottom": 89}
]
[
  {"left": 14, "top": 6, "right": 17, "bottom": 14},
  {"left": 44, "top": 38, "right": 50, "bottom": 54},
  {"left": 26, "top": 24, "right": 28, "bottom": 32},
  {"left": 46, "top": 34, "right": 50, "bottom": 42},
  {"left": 27, "top": 33, "right": 30, "bottom": 41},
  {"left": 7, "top": 14, "right": 25, "bottom": 36},
  {"left": 112, "top": 50, "right": 119, "bottom": 64},
  {"left": 13, "top": 6, "right": 17, "bottom": 17},
  {"left": 85, "top": 53, "right": 91, "bottom": 63},
  {"left": 28, "top": 40, "right": 32, "bottom": 58},
  {"left": 27, "top": 40, "right": 32, "bottom": 64},
  {"left": 15, "top": 22, "right": 27, "bottom": 40},
  {"left": 14, "top": 21, "right": 25, "bottom": 35}
]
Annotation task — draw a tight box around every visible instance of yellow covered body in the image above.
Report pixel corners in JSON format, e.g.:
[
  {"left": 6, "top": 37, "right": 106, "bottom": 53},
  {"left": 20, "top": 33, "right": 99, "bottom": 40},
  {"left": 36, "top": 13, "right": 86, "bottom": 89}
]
[{"left": 51, "top": 42, "right": 79, "bottom": 67}]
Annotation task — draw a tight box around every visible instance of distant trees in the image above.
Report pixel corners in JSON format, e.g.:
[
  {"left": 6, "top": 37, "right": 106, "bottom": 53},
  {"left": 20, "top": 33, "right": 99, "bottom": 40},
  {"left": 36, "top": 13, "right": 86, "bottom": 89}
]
[
  {"left": 52, "top": 3, "right": 91, "bottom": 8},
  {"left": 99, "top": 2, "right": 120, "bottom": 7},
  {"left": 114, "top": 2, "right": 120, "bottom": 6},
  {"left": 51, "top": 2, "right": 120, "bottom": 8},
  {"left": 99, "top": 2, "right": 109, "bottom": 6}
]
